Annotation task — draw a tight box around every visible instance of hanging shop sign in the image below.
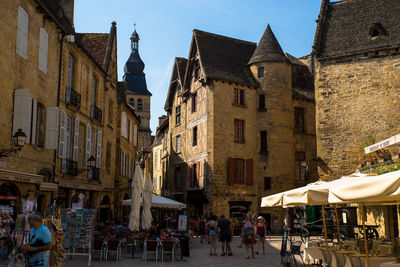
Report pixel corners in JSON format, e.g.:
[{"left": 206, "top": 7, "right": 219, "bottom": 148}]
[{"left": 364, "top": 134, "right": 400, "bottom": 154}]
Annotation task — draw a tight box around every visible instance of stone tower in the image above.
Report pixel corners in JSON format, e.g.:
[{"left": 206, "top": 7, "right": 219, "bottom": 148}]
[{"left": 123, "top": 28, "right": 152, "bottom": 149}]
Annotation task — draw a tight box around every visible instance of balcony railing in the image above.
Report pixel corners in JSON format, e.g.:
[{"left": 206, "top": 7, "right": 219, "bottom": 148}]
[
  {"left": 88, "top": 167, "right": 100, "bottom": 180},
  {"left": 66, "top": 87, "right": 81, "bottom": 109},
  {"left": 62, "top": 159, "right": 78, "bottom": 176},
  {"left": 90, "top": 105, "right": 102, "bottom": 123}
]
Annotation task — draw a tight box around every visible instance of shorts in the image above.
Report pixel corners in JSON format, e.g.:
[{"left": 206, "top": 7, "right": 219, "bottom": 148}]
[
  {"left": 257, "top": 234, "right": 265, "bottom": 241},
  {"left": 219, "top": 235, "right": 232, "bottom": 243}
]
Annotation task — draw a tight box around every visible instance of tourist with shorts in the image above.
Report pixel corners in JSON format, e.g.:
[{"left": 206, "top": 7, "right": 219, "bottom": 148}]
[
  {"left": 255, "top": 216, "right": 266, "bottom": 255},
  {"left": 243, "top": 212, "right": 255, "bottom": 259},
  {"left": 217, "top": 214, "right": 232, "bottom": 256},
  {"left": 207, "top": 215, "right": 218, "bottom": 255}
]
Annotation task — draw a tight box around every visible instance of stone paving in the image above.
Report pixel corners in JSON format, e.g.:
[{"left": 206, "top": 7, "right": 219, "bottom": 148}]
[{"left": 65, "top": 236, "right": 305, "bottom": 267}]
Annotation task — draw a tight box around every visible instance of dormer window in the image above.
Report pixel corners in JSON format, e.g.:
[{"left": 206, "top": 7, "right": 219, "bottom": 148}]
[
  {"left": 129, "top": 98, "right": 134, "bottom": 107},
  {"left": 369, "top": 23, "right": 386, "bottom": 39}
]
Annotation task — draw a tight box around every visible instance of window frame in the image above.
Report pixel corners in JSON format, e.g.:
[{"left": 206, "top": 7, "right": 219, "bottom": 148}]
[
  {"left": 192, "top": 126, "right": 198, "bottom": 147},
  {"left": 176, "top": 135, "right": 181, "bottom": 153},
  {"left": 234, "top": 119, "right": 245, "bottom": 143},
  {"left": 137, "top": 99, "right": 143, "bottom": 112},
  {"left": 233, "top": 88, "right": 245, "bottom": 106},
  {"left": 191, "top": 93, "right": 197, "bottom": 113},
  {"left": 260, "top": 130, "right": 268, "bottom": 153},
  {"left": 175, "top": 105, "right": 181, "bottom": 125},
  {"left": 258, "top": 67, "right": 264, "bottom": 78},
  {"left": 295, "top": 152, "right": 306, "bottom": 181},
  {"left": 294, "top": 107, "right": 305, "bottom": 133}
]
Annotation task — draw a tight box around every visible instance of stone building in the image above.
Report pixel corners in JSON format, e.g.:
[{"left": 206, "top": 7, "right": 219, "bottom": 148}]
[
  {"left": 123, "top": 29, "right": 152, "bottom": 150},
  {"left": 164, "top": 26, "right": 316, "bottom": 230},
  {"left": 312, "top": 0, "right": 400, "bottom": 237},
  {"left": 152, "top": 116, "right": 169, "bottom": 196},
  {"left": 114, "top": 82, "right": 139, "bottom": 223},
  {"left": 0, "top": 0, "right": 74, "bottom": 213}
]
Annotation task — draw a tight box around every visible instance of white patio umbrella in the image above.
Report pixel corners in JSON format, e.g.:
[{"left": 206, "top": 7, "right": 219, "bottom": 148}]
[
  {"left": 141, "top": 173, "right": 153, "bottom": 230},
  {"left": 128, "top": 163, "right": 143, "bottom": 232}
]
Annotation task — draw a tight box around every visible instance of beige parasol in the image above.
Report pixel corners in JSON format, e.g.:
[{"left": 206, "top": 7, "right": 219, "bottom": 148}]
[
  {"left": 128, "top": 163, "right": 144, "bottom": 232},
  {"left": 141, "top": 173, "right": 153, "bottom": 230}
]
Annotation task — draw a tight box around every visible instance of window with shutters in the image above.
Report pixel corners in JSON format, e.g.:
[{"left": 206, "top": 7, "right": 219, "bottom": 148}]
[
  {"left": 58, "top": 110, "right": 66, "bottom": 158},
  {"left": 90, "top": 127, "right": 95, "bottom": 157},
  {"left": 176, "top": 135, "right": 181, "bottom": 153},
  {"left": 44, "top": 107, "right": 59, "bottom": 150},
  {"left": 233, "top": 159, "right": 245, "bottom": 184},
  {"left": 65, "top": 116, "right": 72, "bottom": 159},
  {"left": 234, "top": 119, "right": 245, "bottom": 143},
  {"left": 175, "top": 105, "right": 181, "bottom": 125},
  {"left": 260, "top": 131, "right": 268, "bottom": 153},
  {"left": 38, "top": 28, "right": 48, "bottom": 74},
  {"left": 137, "top": 99, "right": 143, "bottom": 112},
  {"left": 72, "top": 117, "right": 80, "bottom": 162},
  {"left": 133, "top": 124, "right": 138, "bottom": 147},
  {"left": 125, "top": 154, "right": 129, "bottom": 177},
  {"left": 191, "top": 163, "right": 199, "bottom": 187},
  {"left": 96, "top": 130, "right": 102, "bottom": 168},
  {"left": 233, "top": 88, "right": 245, "bottom": 106},
  {"left": 121, "top": 112, "right": 127, "bottom": 139},
  {"left": 120, "top": 150, "right": 124, "bottom": 176},
  {"left": 192, "top": 126, "right": 197, "bottom": 147},
  {"left": 16, "top": 6, "right": 28, "bottom": 59},
  {"left": 67, "top": 54, "right": 75, "bottom": 89},
  {"left": 154, "top": 151, "right": 158, "bottom": 168},
  {"left": 13, "top": 89, "right": 32, "bottom": 145},
  {"left": 295, "top": 152, "right": 306, "bottom": 180},
  {"left": 228, "top": 158, "right": 253, "bottom": 185},
  {"left": 259, "top": 94, "right": 266, "bottom": 111},
  {"left": 264, "top": 177, "right": 271, "bottom": 190},
  {"left": 175, "top": 167, "right": 182, "bottom": 189},
  {"left": 294, "top": 107, "right": 305, "bottom": 133}
]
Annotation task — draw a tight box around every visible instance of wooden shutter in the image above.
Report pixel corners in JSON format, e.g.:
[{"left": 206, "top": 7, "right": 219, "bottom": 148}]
[
  {"left": 72, "top": 118, "right": 80, "bottom": 161},
  {"left": 38, "top": 28, "right": 48, "bottom": 73},
  {"left": 188, "top": 164, "right": 192, "bottom": 187},
  {"left": 58, "top": 109, "right": 66, "bottom": 158},
  {"left": 85, "top": 124, "right": 91, "bottom": 164},
  {"left": 16, "top": 6, "right": 28, "bottom": 59},
  {"left": 13, "top": 89, "right": 32, "bottom": 143},
  {"left": 31, "top": 99, "right": 37, "bottom": 145},
  {"left": 90, "top": 127, "right": 95, "bottom": 157},
  {"left": 121, "top": 112, "right": 127, "bottom": 138},
  {"left": 96, "top": 130, "right": 102, "bottom": 168},
  {"left": 65, "top": 116, "right": 71, "bottom": 159},
  {"left": 228, "top": 158, "right": 234, "bottom": 185},
  {"left": 246, "top": 159, "right": 254, "bottom": 185},
  {"left": 44, "top": 107, "right": 58, "bottom": 149},
  {"left": 196, "top": 163, "right": 200, "bottom": 187}
]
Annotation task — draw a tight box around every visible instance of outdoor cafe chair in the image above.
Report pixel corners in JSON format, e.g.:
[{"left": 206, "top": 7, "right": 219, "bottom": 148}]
[
  {"left": 330, "top": 251, "right": 346, "bottom": 267},
  {"left": 320, "top": 248, "right": 332, "bottom": 267},
  {"left": 92, "top": 238, "right": 106, "bottom": 261},
  {"left": 344, "top": 254, "right": 363, "bottom": 267},
  {"left": 105, "top": 238, "right": 122, "bottom": 261},
  {"left": 160, "top": 240, "right": 176, "bottom": 262},
  {"left": 143, "top": 240, "right": 160, "bottom": 262}
]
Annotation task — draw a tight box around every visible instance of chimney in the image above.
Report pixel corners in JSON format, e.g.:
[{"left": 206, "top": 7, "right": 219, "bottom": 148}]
[
  {"left": 59, "top": 0, "right": 74, "bottom": 26},
  {"left": 158, "top": 115, "right": 167, "bottom": 127}
]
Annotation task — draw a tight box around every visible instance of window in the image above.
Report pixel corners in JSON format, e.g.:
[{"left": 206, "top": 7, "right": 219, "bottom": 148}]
[
  {"left": 233, "top": 159, "right": 245, "bottom": 184},
  {"left": 191, "top": 163, "right": 198, "bottom": 187},
  {"left": 234, "top": 119, "right": 245, "bottom": 143},
  {"left": 192, "top": 93, "right": 197, "bottom": 113},
  {"left": 228, "top": 158, "right": 253, "bottom": 185},
  {"left": 264, "top": 177, "right": 271, "bottom": 190},
  {"left": 295, "top": 152, "right": 306, "bottom": 181},
  {"left": 233, "top": 88, "right": 245, "bottom": 106},
  {"left": 106, "top": 142, "right": 111, "bottom": 173},
  {"left": 294, "top": 107, "right": 305, "bottom": 133},
  {"left": 129, "top": 98, "right": 134, "bottom": 106},
  {"left": 175, "top": 167, "right": 182, "bottom": 189},
  {"left": 192, "top": 126, "right": 198, "bottom": 146},
  {"left": 175, "top": 105, "right": 181, "bottom": 125},
  {"left": 16, "top": 6, "right": 28, "bottom": 59},
  {"left": 108, "top": 100, "right": 113, "bottom": 125},
  {"left": 259, "top": 94, "right": 266, "bottom": 111},
  {"left": 154, "top": 151, "right": 158, "bottom": 168},
  {"left": 32, "top": 101, "right": 46, "bottom": 148},
  {"left": 260, "top": 131, "right": 267, "bottom": 153},
  {"left": 91, "top": 76, "right": 98, "bottom": 107},
  {"left": 127, "top": 119, "right": 131, "bottom": 142},
  {"left": 67, "top": 54, "right": 75, "bottom": 89},
  {"left": 38, "top": 28, "right": 48, "bottom": 74},
  {"left": 176, "top": 135, "right": 181, "bottom": 153},
  {"left": 193, "top": 60, "right": 200, "bottom": 80},
  {"left": 137, "top": 99, "right": 143, "bottom": 112},
  {"left": 258, "top": 67, "right": 264, "bottom": 78}
]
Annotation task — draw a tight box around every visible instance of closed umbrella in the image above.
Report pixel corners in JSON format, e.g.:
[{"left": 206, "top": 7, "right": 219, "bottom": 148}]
[
  {"left": 141, "top": 173, "right": 153, "bottom": 230},
  {"left": 129, "top": 163, "right": 143, "bottom": 232}
]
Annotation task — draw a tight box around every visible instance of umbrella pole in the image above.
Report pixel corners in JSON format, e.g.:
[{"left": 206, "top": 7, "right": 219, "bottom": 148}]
[
  {"left": 360, "top": 205, "right": 370, "bottom": 267},
  {"left": 321, "top": 205, "right": 328, "bottom": 249},
  {"left": 334, "top": 205, "right": 341, "bottom": 249}
]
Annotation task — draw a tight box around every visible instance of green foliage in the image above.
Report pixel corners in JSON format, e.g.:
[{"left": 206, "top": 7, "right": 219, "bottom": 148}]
[
  {"left": 359, "top": 135, "right": 376, "bottom": 154},
  {"left": 374, "top": 162, "right": 400, "bottom": 175}
]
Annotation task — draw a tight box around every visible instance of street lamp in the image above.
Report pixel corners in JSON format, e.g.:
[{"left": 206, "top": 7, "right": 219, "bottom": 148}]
[
  {"left": 0, "top": 129, "right": 27, "bottom": 158},
  {"left": 87, "top": 155, "right": 96, "bottom": 168}
]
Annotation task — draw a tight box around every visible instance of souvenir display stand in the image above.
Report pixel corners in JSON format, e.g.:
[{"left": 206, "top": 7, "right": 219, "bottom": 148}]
[{"left": 61, "top": 209, "right": 95, "bottom": 266}]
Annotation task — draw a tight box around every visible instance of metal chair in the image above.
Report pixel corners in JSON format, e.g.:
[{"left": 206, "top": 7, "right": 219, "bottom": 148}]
[
  {"left": 92, "top": 238, "right": 106, "bottom": 261},
  {"left": 160, "top": 240, "right": 176, "bottom": 262},
  {"left": 105, "top": 239, "right": 121, "bottom": 261},
  {"left": 143, "top": 240, "right": 159, "bottom": 262}
]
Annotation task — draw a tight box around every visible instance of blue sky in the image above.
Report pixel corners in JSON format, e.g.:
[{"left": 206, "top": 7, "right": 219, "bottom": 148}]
[{"left": 74, "top": 0, "right": 322, "bottom": 132}]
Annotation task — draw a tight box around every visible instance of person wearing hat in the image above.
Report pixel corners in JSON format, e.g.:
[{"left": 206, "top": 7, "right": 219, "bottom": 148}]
[{"left": 255, "top": 216, "right": 267, "bottom": 255}]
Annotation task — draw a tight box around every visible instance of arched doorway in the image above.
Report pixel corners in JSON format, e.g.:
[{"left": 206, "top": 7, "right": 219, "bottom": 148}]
[
  {"left": 100, "top": 195, "right": 111, "bottom": 223},
  {"left": 0, "top": 183, "right": 21, "bottom": 216}
]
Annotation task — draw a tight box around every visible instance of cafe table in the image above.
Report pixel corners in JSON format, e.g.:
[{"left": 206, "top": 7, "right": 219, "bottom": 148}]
[
  {"left": 380, "top": 262, "right": 400, "bottom": 267},
  {"left": 359, "top": 256, "right": 397, "bottom": 267}
]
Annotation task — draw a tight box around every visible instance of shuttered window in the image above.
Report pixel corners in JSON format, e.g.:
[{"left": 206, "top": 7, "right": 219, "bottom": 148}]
[
  {"left": 96, "top": 131, "right": 102, "bottom": 168},
  {"left": 38, "top": 28, "right": 48, "bottom": 74},
  {"left": 65, "top": 116, "right": 72, "bottom": 159},
  {"left": 90, "top": 128, "right": 95, "bottom": 157},
  {"left": 85, "top": 125, "right": 91, "bottom": 164},
  {"left": 44, "top": 107, "right": 59, "bottom": 149},
  {"left": 228, "top": 158, "right": 253, "bottom": 185},
  {"left": 16, "top": 6, "right": 28, "bottom": 59},
  {"left": 58, "top": 110, "right": 66, "bottom": 158},
  {"left": 13, "top": 89, "right": 32, "bottom": 144},
  {"left": 72, "top": 118, "right": 80, "bottom": 161}
]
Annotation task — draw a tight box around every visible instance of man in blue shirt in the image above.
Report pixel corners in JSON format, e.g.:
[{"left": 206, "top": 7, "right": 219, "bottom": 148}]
[{"left": 21, "top": 212, "right": 52, "bottom": 267}]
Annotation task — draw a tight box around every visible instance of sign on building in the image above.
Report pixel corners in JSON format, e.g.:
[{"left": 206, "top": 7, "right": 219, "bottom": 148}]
[{"left": 364, "top": 134, "right": 400, "bottom": 154}]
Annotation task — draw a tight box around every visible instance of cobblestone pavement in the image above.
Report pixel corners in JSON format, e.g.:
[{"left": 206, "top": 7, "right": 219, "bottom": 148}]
[{"left": 64, "top": 236, "right": 305, "bottom": 267}]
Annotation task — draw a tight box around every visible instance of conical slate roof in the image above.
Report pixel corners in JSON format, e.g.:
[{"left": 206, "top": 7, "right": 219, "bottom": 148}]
[{"left": 248, "top": 25, "right": 288, "bottom": 64}]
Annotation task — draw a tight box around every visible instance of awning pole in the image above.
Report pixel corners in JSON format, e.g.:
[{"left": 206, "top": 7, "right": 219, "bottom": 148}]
[
  {"left": 334, "top": 205, "right": 342, "bottom": 249},
  {"left": 361, "top": 205, "right": 370, "bottom": 267},
  {"left": 321, "top": 204, "right": 328, "bottom": 248}
]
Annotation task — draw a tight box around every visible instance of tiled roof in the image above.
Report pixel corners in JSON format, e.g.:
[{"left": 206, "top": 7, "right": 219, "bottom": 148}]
[
  {"left": 35, "top": 0, "right": 74, "bottom": 34},
  {"left": 193, "top": 30, "right": 259, "bottom": 87},
  {"left": 249, "top": 25, "right": 289, "bottom": 64},
  {"left": 164, "top": 57, "right": 187, "bottom": 111},
  {"left": 314, "top": 0, "right": 400, "bottom": 59},
  {"left": 76, "top": 33, "right": 110, "bottom": 68}
]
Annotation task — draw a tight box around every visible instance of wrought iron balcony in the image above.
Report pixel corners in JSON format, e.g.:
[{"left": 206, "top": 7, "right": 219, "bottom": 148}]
[
  {"left": 65, "top": 87, "right": 81, "bottom": 109},
  {"left": 88, "top": 167, "right": 100, "bottom": 180},
  {"left": 62, "top": 159, "right": 78, "bottom": 176},
  {"left": 90, "top": 105, "right": 102, "bottom": 123}
]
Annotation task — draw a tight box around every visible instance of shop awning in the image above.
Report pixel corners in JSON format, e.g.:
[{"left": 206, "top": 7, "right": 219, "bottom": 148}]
[{"left": 122, "top": 195, "right": 186, "bottom": 210}]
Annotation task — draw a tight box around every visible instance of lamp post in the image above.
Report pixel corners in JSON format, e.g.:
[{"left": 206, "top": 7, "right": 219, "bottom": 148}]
[{"left": 0, "top": 129, "right": 27, "bottom": 158}]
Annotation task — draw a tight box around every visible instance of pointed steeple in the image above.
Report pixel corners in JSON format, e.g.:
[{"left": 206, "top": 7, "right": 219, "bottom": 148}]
[{"left": 248, "top": 25, "right": 288, "bottom": 65}]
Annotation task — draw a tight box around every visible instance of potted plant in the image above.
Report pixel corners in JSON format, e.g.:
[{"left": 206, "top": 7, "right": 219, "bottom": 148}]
[
  {"left": 360, "top": 161, "right": 366, "bottom": 169},
  {"left": 393, "top": 152, "right": 400, "bottom": 161},
  {"left": 378, "top": 153, "right": 385, "bottom": 164},
  {"left": 366, "top": 158, "right": 374, "bottom": 167}
]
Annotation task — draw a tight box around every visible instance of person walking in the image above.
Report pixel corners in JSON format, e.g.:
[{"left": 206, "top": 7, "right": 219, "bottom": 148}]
[
  {"left": 199, "top": 216, "right": 206, "bottom": 243},
  {"left": 255, "top": 216, "right": 266, "bottom": 255},
  {"left": 21, "top": 212, "right": 52, "bottom": 267},
  {"left": 207, "top": 215, "right": 218, "bottom": 255},
  {"left": 217, "top": 214, "right": 233, "bottom": 256},
  {"left": 243, "top": 212, "right": 255, "bottom": 259}
]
